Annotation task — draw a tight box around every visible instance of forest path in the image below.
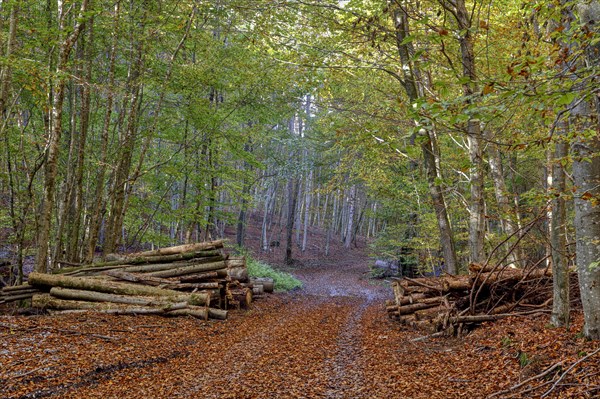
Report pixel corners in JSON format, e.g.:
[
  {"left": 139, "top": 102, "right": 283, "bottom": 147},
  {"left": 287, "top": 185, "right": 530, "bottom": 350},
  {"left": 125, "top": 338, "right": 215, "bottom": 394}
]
[
  {"left": 1, "top": 251, "right": 403, "bottom": 399},
  {"left": 6, "top": 250, "right": 585, "bottom": 399}
]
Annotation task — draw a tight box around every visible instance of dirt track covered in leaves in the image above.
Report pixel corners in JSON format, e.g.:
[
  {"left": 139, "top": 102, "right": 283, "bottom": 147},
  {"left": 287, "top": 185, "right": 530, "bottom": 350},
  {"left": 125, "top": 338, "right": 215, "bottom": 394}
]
[{"left": 2, "top": 250, "right": 599, "bottom": 398}]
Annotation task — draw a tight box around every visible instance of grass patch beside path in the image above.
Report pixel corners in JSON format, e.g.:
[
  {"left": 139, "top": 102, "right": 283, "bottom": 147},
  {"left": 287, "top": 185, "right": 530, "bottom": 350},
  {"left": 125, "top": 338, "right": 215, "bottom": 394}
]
[{"left": 247, "top": 259, "right": 302, "bottom": 292}]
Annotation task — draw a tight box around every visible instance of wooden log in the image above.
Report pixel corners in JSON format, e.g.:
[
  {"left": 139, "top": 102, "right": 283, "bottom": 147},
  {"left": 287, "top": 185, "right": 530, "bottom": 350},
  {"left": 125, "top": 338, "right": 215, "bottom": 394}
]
[
  {"left": 112, "top": 256, "right": 224, "bottom": 274},
  {"left": 179, "top": 271, "right": 221, "bottom": 282},
  {"left": 208, "top": 308, "right": 228, "bottom": 320},
  {"left": 468, "top": 262, "right": 499, "bottom": 273},
  {"left": 249, "top": 277, "right": 274, "bottom": 293},
  {"left": 228, "top": 287, "right": 252, "bottom": 309},
  {"left": 472, "top": 267, "right": 552, "bottom": 285},
  {"left": 58, "top": 251, "right": 223, "bottom": 275},
  {"left": 27, "top": 272, "right": 210, "bottom": 306},
  {"left": 227, "top": 266, "right": 248, "bottom": 282},
  {"left": 130, "top": 240, "right": 225, "bottom": 257},
  {"left": 34, "top": 295, "right": 210, "bottom": 320},
  {"left": 0, "top": 292, "right": 37, "bottom": 303},
  {"left": 251, "top": 284, "right": 264, "bottom": 296},
  {"left": 164, "top": 308, "right": 208, "bottom": 320},
  {"left": 398, "top": 293, "right": 427, "bottom": 306},
  {"left": 401, "top": 276, "right": 471, "bottom": 292},
  {"left": 49, "top": 287, "right": 195, "bottom": 307},
  {"left": 397, "top": 301, "right": 441, "bottom": 315},
  {"left": 103, "top": 270, "right": 176, "bottom": 286},
  {"left": 33, "top": 294, "right": 189, "bottom": 313},
  {"left": 1, "top": 288, "right": 39, "bottom": 296},
  {"left": 225, "top": 256, "right": 245, "bottom": 265},
  {"left": 392, "top": 281, "right": 405, "bottom": 304},
  {"left": 105, "top": 271, "right": 221, "bottom": 290},
  {"left": 1, "top": 284, "right": 33, "bottom": 292},
  {"left": 146, "top": 261, "right": 226, "bottom": 278}
]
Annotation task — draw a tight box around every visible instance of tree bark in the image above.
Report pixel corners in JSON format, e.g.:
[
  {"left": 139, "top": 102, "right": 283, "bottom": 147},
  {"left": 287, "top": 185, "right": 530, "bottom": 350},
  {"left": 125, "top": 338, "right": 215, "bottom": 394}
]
[
  {"left": 27, "top": 272, "right": 210, "bottom": 306},
  {"left": 130, "top": 241, "right": 224, "bottom": 258},
  {"left": 485, "top": 129, "right": 523, "bottom": 267},
  {"left": 390, "top": 4, "right": 458, "bottom": 273},
  {"left": 85, "top": 2, "right": 120, "bottom": 263},
  {"left": 572, "top": 0, "right": 600, "bottom": 341},
  {"left": 285, "top": 177, "right": 300, "bottom": 264},
  {"left": 32, "top": 294, "right": 210, "bottom": 319},
  {"left": 146, "top": 261, "right": 226, "bottom": 278},
  {"left": 468, "top": 120, "right": 486, "bottom": 264},
  {"left": 550, "top": 122, "right": 570, "bottom": 327},
  {"left": 344, "top": 185, "right": 355, "bottom": 249},
  {"left": 35, "top": 0, "right": 90, "bottom": 273},
  {"left": 49, "top": 287, "right": 192, "bottom": 307}
]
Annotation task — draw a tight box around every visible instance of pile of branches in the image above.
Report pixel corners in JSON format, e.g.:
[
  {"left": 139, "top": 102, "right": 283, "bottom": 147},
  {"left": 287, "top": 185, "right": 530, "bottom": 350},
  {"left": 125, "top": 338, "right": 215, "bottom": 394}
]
[
  {"left": 386, "top": 263, "right": 564, "bottom": 335},
  {"left": 1, "top": 240, "right": 273, "bottom": 320}
]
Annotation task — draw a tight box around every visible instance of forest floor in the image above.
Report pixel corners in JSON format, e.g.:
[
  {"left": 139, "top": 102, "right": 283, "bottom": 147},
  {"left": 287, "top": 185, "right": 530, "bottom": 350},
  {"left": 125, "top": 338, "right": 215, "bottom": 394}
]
[{"left": 1, "top": 224, "right": 600, "bottom": 398}]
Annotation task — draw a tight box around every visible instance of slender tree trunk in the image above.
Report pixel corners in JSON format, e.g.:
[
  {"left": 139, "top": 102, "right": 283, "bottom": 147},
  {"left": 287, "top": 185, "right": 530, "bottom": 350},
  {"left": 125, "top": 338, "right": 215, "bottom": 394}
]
[
  {"left": 295, "top": 177, "right": 303, "bottom": 244},
  {"left": 550, "top": 121, "right": 570, "bottom": 327},
  {"left": 35, "top": 0, "right": 89, "bottom": 273},
  {"left": 485, "top": 129, "right": 522, "bottom": 267},
  {"left": 390, "top": 4, "right": 458, "bottom": 273},
  {"left": 302, "top": 168, "right": 312, "bottom": 252},
  {"left": 467, "top": 120, "right": 486, "bottom": 264},
  {"left": 285, "top": 178, "right": 300, "bottom": 264},
  {"left": 344, "top": 185, "right": 355, "bottom": 249},
  {"left": 446, "top": 0, "right": 486, "bottom": 264}
]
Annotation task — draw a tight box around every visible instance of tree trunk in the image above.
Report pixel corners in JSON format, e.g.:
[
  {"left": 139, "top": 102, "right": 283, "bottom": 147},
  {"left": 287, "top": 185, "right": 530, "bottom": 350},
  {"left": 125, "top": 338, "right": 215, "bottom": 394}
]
[
  {"left": 422, "top": 131, "right": 458, "bottom": 274},
  {"left": 35, "top": 0, "right": 90, "bottom": 273},
  {"left": 550, "top": 122, "right": 570, "bottom": 328},
  {"left": 285, "top": 177, "right": 300, "bottom": 264},
  {"left": 344, "top": 185, "right": 355, "bottom": 249},
  {"left": 571, "top": 0, "right": 600, "bottom": 340},
  {"left": 485, "top": 129, "right": 523, "bottom": 267},
  {"left": 468, "top": 120, "right": 486, "bottom": 264},
  {"left": 85, "top": 2, "right": 120, "bottom": 263},
  {"left": 391, "top": 5, "right": 458, "bottom": 274},
  {"left": 302, "top": 168, "right": 313, "bottom": 252}
]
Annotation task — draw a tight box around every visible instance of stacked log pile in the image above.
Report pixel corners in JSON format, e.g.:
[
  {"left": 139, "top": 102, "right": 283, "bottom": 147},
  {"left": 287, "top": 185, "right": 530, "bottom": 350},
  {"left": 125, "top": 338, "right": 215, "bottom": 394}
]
[
  {"left": 1, "top": 284, "right": 43, "bottom": 304},
  {"left": 1, "top": 240, "right": 274, "bottom": 321},
  {"left": 387, "top": 263, "right": 556, "bottom": 334}
]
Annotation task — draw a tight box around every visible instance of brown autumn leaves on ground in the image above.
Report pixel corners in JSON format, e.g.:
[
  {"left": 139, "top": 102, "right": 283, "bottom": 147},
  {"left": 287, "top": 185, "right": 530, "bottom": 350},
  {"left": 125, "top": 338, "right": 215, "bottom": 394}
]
[{"left": 1, "top": 234, "right": 599, "bottom": 399}]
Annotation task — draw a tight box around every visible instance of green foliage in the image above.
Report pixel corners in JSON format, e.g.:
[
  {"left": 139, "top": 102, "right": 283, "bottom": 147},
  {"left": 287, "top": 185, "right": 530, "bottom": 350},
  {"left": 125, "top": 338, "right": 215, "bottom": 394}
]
[
  {"left": 518, "top": 352, "right": 531, "bottom": 368},
  {"left": 246, "top": 258, "right": 303, "bottom": 292}
]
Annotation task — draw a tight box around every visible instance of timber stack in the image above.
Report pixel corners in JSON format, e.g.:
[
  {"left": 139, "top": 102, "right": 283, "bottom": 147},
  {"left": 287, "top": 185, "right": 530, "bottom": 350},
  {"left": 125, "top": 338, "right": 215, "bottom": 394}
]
[
  {"left": 0, "top": 240, "right": 274, "bottom": 321},
  {"left": 386, "top": 263, "right": 557, "bottom": 335}
]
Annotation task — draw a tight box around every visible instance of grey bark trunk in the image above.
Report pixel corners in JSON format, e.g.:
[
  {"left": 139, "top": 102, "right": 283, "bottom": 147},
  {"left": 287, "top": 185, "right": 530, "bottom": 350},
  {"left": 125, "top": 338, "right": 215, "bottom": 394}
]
[
  {"left": 35, "top": 0, "right": 89, "bottom": 273},
  {"left": 485, "top": 129, "right": 523, "bottom": 267},
  {"left": 550, "top": 122, "right": 570, "bottom": 328},
  {"left": 572, "top": 0, "right": 600, "bottom": 340},
  {"left": 344, "top": 185, "right": 356, "bottom": 249},
  {"left": 468, "top": 120, "right": 486, "bottom": 264},
  {"left": 391, "top": 5, "right": 458, "bottom": 273},
  {"left": 302, "top": 169, "right": 313, "bottom": 252},
  {"left": 285, "top": 178, "right": 300, "bottom": 264}
]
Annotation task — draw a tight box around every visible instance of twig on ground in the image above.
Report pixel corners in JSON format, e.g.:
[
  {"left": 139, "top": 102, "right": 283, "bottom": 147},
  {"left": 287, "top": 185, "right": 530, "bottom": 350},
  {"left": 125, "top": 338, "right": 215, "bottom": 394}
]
[
  {"left": 541, "top": 346, "right": 600, "bottom": 398},
  {"left": 411, "top": 331, "right": 445, "bottom": 342},
  {"left": 487, "top": 361, "right": 564, "bottom": 398}
]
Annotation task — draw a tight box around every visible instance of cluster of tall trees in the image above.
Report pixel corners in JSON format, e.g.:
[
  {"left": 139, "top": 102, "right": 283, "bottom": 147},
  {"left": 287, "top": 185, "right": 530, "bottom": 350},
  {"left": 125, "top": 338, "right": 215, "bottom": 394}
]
[{"left": 0, "top": 0, "right": 599, "bottom": 338}]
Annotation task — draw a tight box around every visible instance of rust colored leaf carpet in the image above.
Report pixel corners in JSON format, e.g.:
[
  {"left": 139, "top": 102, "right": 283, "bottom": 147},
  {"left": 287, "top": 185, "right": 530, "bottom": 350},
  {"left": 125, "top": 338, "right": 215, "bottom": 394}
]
[{"left": 1, "top": 252, "right": 598, "bottom": 398}]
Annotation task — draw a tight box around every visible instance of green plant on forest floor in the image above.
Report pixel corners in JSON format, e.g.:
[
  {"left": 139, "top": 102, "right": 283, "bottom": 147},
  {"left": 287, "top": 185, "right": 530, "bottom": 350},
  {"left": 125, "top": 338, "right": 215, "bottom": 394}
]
[{"left": 246, "top": 258, "right": 303, "bottom": 292}]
